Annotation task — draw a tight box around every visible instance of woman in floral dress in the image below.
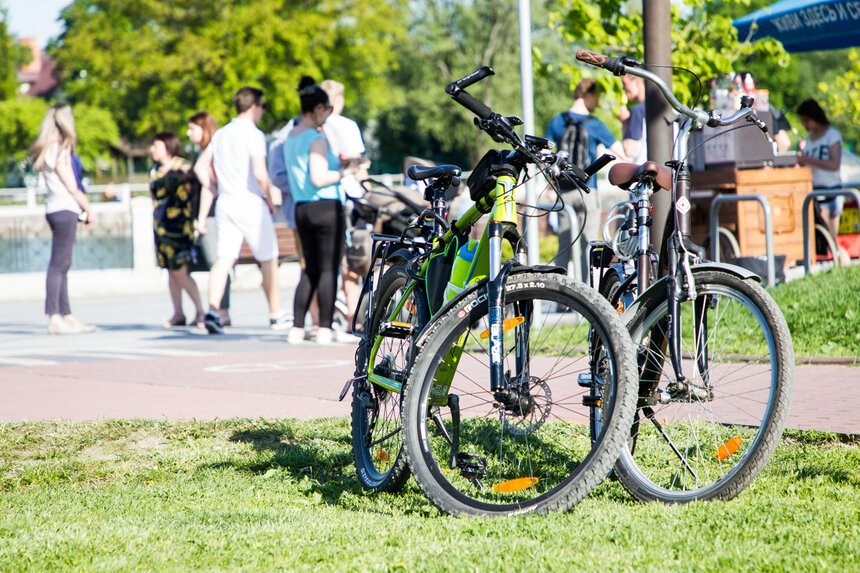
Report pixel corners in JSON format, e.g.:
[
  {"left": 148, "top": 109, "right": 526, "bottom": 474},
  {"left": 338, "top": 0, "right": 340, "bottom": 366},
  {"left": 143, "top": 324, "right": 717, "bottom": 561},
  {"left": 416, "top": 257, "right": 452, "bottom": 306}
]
[{"left": 149, "top": 131, "right": 206, "bottom": 328}]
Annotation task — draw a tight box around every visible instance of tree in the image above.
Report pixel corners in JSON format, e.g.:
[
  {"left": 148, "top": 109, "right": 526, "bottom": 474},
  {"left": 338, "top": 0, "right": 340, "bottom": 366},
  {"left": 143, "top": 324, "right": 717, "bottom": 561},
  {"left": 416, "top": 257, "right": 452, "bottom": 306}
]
[
  {"left": 371, "top": 0, "right": 574, "bottom": 172},
  {"left": 0, "top": 5, "right": 32, "bottom": 100},
  {"left": 51, "top": 0, "right": 407, "bottom": 139}
]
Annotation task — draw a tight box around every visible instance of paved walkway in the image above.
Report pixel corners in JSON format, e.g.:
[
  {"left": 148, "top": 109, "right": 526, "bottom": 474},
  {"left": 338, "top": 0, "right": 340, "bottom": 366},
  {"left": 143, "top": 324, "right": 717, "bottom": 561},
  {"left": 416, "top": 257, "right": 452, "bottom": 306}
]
[{"left": 0, "top": 291, "right": 858, "bottom": 434}]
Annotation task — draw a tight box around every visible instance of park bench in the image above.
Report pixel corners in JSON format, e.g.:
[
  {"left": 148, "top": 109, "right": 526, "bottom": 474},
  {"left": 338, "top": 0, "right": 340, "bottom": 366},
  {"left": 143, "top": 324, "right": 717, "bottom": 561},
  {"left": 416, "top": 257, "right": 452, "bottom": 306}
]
[{"left": 235, "top": 223, "right": 299, "bottom": 266}]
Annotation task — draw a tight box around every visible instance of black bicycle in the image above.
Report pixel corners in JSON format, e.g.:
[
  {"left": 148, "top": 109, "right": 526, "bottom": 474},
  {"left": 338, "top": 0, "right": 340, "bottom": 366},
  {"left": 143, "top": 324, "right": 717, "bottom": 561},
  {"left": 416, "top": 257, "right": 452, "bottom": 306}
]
[{"left": 578, "top": 49, "right": 794, "bottom": 503}]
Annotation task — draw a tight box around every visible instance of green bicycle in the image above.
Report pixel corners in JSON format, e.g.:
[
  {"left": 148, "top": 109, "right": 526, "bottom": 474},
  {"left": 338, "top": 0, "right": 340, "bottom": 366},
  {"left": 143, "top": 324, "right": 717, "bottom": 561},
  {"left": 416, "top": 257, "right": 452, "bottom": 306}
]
[{"left": 347, "top": 67, "right": 638, "bottom": 516}]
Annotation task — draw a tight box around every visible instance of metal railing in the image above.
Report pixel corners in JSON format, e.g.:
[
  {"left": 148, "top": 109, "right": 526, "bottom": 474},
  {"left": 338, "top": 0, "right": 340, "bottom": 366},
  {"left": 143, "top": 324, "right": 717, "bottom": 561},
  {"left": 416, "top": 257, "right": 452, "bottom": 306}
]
[{"left": 710, "top": 194, "right": 776, "bottom": 287}]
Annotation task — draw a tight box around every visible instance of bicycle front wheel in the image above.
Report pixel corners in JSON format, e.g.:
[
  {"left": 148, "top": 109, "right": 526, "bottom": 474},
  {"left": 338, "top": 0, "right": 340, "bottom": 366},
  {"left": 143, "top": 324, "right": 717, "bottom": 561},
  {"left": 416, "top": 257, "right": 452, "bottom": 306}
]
[
  {"left": 402, "top": 272, "right": 637, "bottom": 516},
  {"left": 617, "top": 269, "right": 794, "bottom": 503},
  {"left": 351, "top": 262, "right": 416, "bottom": 492}
]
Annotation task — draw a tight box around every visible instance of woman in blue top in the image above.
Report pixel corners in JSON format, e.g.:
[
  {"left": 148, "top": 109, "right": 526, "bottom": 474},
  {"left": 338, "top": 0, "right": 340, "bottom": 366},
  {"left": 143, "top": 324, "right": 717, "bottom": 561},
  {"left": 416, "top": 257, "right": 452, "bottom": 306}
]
[{"left": 284, "top": 76, "right": 361, "bottom": 345}]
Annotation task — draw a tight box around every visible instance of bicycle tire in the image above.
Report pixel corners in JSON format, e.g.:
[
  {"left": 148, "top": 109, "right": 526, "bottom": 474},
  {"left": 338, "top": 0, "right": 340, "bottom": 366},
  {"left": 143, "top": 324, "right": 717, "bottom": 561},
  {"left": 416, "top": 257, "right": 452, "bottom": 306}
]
[
  {"left": 402, "top": 271, "right": 638, "bottom": 516},
  {"left": 617, "top": 269, "right": 794, "bottom": 503},
  {"left": 351, "top": 262, "right": 415, "bottom": 492}
]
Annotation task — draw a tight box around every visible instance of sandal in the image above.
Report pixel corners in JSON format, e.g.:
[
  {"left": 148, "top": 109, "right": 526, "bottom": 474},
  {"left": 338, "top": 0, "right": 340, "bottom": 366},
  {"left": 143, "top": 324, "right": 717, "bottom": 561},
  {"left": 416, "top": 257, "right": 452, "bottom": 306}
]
[
  {"left": 163, "top": 315, "right": 187, "bottom": 328},
  {"left": 192, "top": 314, "right": 208, "bottom": 329}
]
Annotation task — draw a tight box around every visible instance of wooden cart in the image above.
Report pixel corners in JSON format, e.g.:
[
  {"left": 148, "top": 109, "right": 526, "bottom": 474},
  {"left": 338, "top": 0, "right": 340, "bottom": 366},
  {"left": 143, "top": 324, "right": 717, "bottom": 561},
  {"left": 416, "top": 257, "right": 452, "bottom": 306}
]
[{"left": 689, "top": 166, "right": 814, "bottom": 268}]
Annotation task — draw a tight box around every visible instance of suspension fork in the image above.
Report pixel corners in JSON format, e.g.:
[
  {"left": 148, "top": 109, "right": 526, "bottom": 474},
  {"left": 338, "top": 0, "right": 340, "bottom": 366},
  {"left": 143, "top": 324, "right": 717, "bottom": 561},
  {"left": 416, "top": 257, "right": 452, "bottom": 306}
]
[
  {"left": 665, "top": 238, "right": 686, "bottom": 383},
  {"left": 487, "top": 174, "right": 519, "bottom": 393}
]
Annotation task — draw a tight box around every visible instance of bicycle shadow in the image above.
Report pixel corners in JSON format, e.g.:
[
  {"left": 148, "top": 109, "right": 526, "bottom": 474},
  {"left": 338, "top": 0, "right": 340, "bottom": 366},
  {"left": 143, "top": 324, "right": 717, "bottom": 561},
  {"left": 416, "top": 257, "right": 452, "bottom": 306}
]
[{"left": 198, "top": 422, "right": 385, "bottom": 509}]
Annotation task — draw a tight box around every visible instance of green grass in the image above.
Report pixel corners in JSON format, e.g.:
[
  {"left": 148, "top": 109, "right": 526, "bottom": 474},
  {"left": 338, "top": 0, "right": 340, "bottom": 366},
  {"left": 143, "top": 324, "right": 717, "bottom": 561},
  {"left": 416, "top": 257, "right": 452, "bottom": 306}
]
[
  {"left": 1, "top": 418, "right": 857, "bottom": 571},
  {"left": 769, "top": 264, "right": 860, "bottom": 358}
]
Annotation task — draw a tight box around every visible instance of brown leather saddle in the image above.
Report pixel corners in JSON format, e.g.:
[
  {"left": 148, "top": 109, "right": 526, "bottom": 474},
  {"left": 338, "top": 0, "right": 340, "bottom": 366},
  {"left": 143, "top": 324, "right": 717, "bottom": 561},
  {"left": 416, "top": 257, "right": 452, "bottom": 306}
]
[{"left": 608, "top": 161, "right": 672, "bottom": 192}]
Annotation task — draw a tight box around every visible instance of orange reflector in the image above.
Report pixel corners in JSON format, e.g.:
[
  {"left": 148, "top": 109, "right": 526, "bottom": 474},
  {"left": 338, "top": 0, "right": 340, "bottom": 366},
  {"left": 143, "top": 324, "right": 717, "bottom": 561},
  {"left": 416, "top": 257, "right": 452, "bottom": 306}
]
[
  {"left": 404, "top": 300, "right": 417, "bottom": 314},
  {"left": 715, "top": 437, "right": 742, "bottom": 461},
  {"left": 492, "top": 477, "right": 538, "bottom": 493},
  {"left": 390, "top": 321, "right": 411, "bottom": 328},
  {"left": 376, "top": 450, "right": 390, "bottom": 462},
  {"left": 479, "top": 316, "right": 526, "bottom": 339}
]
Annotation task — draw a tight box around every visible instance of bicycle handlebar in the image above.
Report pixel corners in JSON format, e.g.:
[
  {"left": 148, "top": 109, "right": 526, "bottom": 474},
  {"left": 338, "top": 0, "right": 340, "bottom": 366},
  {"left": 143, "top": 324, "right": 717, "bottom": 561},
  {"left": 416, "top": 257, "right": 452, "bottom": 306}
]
[{"left": 575, "top": 48, "right": 771, "bottom": 140}]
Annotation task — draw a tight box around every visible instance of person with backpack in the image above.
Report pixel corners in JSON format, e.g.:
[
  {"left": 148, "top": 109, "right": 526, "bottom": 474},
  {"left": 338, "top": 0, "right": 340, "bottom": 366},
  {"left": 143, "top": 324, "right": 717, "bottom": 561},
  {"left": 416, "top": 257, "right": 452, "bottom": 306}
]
[{"left": 545, "top": 78, "right": 627, "bottom": 280}]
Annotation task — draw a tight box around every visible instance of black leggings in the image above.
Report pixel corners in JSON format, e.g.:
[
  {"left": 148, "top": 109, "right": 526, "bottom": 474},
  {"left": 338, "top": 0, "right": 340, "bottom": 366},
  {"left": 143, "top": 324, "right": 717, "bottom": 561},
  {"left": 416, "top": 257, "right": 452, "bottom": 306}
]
[
  {"left": 293, "top": 200, "right": 345, "bottom": 329},
  {"left": 45, "top": 210, "right": 78, "bottom": 316}
]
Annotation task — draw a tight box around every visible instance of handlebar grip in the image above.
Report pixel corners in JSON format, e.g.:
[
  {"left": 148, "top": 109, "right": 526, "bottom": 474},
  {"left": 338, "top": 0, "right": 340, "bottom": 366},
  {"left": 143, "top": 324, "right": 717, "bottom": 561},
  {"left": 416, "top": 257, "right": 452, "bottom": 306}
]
[
  {"left": 575, "top": 49, "right": 626, "bottom": 76},
  {"left": 584, "top": 153, "right": 615, "bottom": 178},
  {"left": 447, "top": 66, "right": 495, "bottom": 94},
  {"left": 451, "top": 90, "right": 493, "bottom": 120}
]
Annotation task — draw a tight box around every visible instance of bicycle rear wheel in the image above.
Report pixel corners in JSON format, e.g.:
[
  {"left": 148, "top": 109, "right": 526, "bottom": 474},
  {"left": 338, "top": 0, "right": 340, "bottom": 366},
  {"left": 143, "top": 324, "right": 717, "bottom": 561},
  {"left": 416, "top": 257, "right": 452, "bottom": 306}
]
[
  {"left": 351, "top": 262, "right": 416, "bottom": 492},
  {"left": 617, "top": 269, "right": 793, "bottom": 502},
  {"left": 402, "top": 272, "right": 637, "bottom": 516}
]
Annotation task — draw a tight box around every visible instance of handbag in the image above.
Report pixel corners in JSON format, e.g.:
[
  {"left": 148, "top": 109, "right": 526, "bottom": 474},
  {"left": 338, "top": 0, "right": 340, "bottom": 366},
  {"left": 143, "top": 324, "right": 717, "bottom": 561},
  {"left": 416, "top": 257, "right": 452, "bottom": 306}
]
[{"left": 345, "top": 226, "right": 372, "bottom": 275}]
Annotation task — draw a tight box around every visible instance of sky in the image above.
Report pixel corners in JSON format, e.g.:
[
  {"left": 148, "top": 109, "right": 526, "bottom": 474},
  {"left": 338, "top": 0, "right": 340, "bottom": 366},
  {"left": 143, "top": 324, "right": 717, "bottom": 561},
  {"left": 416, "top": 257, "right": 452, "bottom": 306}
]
[{"left": 3, "top": 0, "right": 69, "bottom": 48}]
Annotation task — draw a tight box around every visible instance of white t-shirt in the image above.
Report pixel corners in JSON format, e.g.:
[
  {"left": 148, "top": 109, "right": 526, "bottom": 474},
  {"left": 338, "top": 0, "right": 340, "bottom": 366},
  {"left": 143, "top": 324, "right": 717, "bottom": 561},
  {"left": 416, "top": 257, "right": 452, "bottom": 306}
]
[
  {"left": 802, "top": 126, "right": 842, "bottom": 188},
  {"left": 210, "top": 117, "right": 268, "bottom": 198},
  {"left": 323, "top": 114, "right": 366, "bottom": 199},
  {"left": 42, "top": 143, "right": 81, "bottom": 215}
]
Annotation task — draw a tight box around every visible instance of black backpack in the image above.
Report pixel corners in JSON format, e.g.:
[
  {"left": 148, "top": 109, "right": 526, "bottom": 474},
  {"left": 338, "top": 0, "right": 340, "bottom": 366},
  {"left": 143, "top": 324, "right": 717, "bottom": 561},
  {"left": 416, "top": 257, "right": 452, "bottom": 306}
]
[{"left": 558, "top": 112, "right": 590, "bottom": 173}]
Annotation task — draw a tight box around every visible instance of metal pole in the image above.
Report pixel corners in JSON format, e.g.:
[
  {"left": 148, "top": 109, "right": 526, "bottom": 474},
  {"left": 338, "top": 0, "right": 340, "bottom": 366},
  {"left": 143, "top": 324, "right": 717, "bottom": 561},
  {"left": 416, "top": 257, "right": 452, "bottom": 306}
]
[
  {"left": 643, "top": 0, "right": 674, "bottom": 260},
  {"left": 518, "top": 0, "right": 539, "bottom": 267}
]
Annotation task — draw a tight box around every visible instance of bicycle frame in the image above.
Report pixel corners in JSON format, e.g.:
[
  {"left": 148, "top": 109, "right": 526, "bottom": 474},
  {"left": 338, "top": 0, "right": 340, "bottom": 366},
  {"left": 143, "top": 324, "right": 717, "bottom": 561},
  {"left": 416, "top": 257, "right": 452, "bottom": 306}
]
[
  {"left": 586, "top": 59, "right": 772, "bottom": 393},
  {"left": 363, "top": 171, "right": 524, "bottom": 396}
]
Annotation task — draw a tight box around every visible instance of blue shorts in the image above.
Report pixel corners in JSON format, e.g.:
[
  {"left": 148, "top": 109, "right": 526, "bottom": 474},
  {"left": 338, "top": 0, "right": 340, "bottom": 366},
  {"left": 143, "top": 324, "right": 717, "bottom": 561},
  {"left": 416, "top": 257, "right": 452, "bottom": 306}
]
[{"left": 815, "top": 188, "right": 845, "bottom": 216}]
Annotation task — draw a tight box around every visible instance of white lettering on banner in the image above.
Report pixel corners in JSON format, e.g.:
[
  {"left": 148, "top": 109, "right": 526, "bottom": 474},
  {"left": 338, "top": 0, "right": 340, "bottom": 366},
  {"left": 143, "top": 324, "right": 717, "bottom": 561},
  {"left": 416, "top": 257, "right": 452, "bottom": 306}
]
[{"left": 772, "top": 2, "right": 860, "bottom": 34}]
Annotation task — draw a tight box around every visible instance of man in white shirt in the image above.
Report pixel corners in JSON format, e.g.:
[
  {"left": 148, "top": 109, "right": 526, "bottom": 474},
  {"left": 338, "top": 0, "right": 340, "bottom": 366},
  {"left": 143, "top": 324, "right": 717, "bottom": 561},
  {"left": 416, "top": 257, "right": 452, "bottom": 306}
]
[{"left": 203, "top": 86, "right": 289, "bottom": 334}]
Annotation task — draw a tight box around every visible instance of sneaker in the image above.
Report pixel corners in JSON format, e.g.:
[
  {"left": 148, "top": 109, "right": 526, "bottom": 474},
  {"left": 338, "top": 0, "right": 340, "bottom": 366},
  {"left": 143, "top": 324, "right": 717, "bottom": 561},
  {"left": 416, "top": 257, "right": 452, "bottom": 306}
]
[
  {"left": 287, "top": 327, "right": 305, "bottom": 344},
  {"left": 65, "top": 315, "right": 97, "bottom": 334},
  {"left": 48, "top": 315, "right": 78, "bottom": 335},
  {"left": 203, "top": 311, "right": 224, "bottom": 335},
  {"left": 269, "top": 312, "right": 292, "bottom": 331},
  {"left": 315, "top": 327, "right": 334, "bottom": 345}
]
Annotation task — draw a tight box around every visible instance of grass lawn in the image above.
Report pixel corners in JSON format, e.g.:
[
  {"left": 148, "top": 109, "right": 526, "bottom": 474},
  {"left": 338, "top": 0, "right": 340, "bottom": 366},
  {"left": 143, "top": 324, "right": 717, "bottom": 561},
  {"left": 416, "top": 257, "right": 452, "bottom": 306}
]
[
  {"left": 769, "top": 264, "right": 860, "bottom": 358},
  {"left": 1, "top": 418, "right": 857, "bottom": 571}
]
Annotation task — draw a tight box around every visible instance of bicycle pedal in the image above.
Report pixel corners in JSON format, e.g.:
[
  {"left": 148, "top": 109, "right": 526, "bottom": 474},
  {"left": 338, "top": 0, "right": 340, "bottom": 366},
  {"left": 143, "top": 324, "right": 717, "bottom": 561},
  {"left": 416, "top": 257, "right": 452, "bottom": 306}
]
[
  {"left": 577, "top": 373, "right": 594, "bottom": 388},
  {"left": 457, "top": 452, "right": 488, "bottom": 480},
  {"left": 582, "top": 395, "right": 602, "bottom": 408},
  {"left": 379, "top": 321, "right": 416, "bottom": 339}
]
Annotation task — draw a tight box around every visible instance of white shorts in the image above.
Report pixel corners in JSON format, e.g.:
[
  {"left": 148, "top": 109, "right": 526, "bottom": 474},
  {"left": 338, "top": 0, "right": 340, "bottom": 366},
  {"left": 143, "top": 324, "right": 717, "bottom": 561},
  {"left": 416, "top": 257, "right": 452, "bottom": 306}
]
[{"left": 215, "top": 194, "right": 278, "bottom": 262}]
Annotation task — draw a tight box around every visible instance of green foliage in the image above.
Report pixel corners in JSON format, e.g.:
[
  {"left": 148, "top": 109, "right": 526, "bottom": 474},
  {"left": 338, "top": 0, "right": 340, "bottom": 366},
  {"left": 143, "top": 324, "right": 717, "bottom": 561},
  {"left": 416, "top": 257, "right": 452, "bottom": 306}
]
[
  {"left": 52, "top": 0, "right": 407, "bottom": 139},
  {"left": 367, "top": 0, "right": 574, "bottom": 172},
  {"left": 0, "top": 98, "right": 48, "bottom": 163},
  {"left": 72, "top": 102, "right": 121, "bottom": 173}
]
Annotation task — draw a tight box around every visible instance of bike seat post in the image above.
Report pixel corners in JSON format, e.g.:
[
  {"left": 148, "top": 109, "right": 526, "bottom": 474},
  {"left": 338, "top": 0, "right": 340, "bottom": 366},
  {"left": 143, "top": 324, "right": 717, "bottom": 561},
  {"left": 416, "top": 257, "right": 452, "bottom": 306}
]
[{"left": 432, "top": 180, "right": 449, "bottom": 238}]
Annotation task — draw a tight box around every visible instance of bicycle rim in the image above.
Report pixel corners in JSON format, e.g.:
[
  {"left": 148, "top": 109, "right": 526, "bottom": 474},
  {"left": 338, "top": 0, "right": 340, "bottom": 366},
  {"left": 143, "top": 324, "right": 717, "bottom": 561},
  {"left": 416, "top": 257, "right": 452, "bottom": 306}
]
[
  {"left": 618, "top": 270, "right": 793, "bottom": 502},
  {"left": 403, "top": 273, "right": 636, "bottom": 516},
  {"left": 352, "top": 264, "right": 415, "bottom": 492}
]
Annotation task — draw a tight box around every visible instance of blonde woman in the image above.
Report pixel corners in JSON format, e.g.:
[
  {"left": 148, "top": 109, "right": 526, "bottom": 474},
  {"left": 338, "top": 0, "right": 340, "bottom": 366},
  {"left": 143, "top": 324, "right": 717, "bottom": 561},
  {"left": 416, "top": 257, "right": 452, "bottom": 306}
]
[{"left": 29, "top": 103, "right": 96, "bottom": 335}]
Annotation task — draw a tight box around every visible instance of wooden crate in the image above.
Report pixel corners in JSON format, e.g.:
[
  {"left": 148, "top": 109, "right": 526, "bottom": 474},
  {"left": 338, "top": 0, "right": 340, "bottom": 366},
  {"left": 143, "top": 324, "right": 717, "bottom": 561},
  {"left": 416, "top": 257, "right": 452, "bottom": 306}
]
[{"left": 690, "top": 167, "right": 814, "bottom": 267}]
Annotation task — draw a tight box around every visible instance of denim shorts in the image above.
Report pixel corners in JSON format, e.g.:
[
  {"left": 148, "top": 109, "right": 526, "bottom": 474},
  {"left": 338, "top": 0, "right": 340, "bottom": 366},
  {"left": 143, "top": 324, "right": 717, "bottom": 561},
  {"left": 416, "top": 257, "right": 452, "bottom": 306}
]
[{"left": 815, "top": 188, "right": 845, "bottom": 216}]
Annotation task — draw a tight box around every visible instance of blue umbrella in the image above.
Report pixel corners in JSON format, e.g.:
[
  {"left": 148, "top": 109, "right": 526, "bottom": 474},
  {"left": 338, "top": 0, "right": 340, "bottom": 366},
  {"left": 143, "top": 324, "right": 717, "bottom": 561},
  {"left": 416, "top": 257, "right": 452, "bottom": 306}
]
[{"left": 734, "top": 0, "right": 860, "bottom": 52}]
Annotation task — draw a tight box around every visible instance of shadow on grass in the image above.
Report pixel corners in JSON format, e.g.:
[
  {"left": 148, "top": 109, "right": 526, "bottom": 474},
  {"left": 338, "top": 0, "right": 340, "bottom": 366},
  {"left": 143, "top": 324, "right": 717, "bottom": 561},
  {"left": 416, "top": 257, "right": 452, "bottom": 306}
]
[{"left": 200, "top": 422, "right": 367, "bottom": 507}]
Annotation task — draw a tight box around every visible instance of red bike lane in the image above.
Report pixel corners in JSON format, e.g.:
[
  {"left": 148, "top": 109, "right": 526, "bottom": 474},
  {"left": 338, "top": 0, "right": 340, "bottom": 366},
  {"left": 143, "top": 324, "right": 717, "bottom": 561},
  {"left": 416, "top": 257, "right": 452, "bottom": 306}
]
[{"left": 0, "top": 343, "right": 857, "bottom": 435}]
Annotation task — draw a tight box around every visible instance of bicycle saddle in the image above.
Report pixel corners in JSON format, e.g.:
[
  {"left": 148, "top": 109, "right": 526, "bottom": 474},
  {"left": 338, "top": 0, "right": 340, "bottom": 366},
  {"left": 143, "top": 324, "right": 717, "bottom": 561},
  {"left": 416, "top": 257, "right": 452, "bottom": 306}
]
[
  {"left": 406, "top": 164, "right": 462, "bottom": 181},
  {"left": 608, "top": 161, "right": 672, "bottom": 192}
]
